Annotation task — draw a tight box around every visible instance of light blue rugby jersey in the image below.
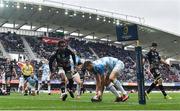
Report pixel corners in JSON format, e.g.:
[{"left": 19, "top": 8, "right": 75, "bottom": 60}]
[
  {"left": 27, "top": 75, "right": 38, "bottom": 86},
  {"left": 92, "top": 57, "right": 119, "bottom": 75},
  {"left": 42, "top": 64, "right": 50, "bottom": 76},
  {"left": 75, "top": 55, "right": 81, "bottom": 65}
]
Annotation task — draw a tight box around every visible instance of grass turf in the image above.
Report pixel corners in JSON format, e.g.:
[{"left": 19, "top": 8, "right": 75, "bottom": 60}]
[{"left": 0, "top": 92, "right": 180, "bottom": 110}]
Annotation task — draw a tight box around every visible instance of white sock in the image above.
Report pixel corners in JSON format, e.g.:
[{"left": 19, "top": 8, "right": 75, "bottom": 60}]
[
  {"left": 18, "top": 87, "right": 20, "bottom": 93},
  {"left": 76, "top": 84, "right": 81, "bottom": 96},
  {"left": 48, "top": 85, "right": 51, "bottom": 93},
  {"left": 113, "top": 79, "right": 127, "bottom": 95},
  {"left": 38, "top": 83, "right": 41, "bottom": 91},
  {"left": 107, "top": 83, "right": 120, "bottom": 97},
  {"left": 64, "top": 84, "right": 67, "bottom": 93}
]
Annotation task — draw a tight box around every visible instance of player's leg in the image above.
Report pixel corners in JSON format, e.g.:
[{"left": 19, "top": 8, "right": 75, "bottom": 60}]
[
  {"left": 6, "top": 75, "right": 11, "bottom": 95},
  {"left": 2, "top": 72, "right": 6, "bottom": 91},
  {"left": 24, "top": 81, "right": 29, "bottom": 96},
  {"left": 19, "top": 75, "right": 24, "bottom": 94},
  {"left": 76, "top": 65, "right": 86, "bottom": 95},
  {"left": 2, "top": 83, "right": 6, "bottom": 92},
  {"left": 145, "top": 80, "right": 157, "bottom": 99},
  {"left": 18, "top": 79, "right": 24, "bottom": 94},
  {"left": 146, "top": 68, "right": 158, "bottom": 98},
  {"left": 18, "top": 83, "right": 21, "bottom": 93},
  {"left": 47, "top": 75, "right": 51, "bottom": 95},
  {"left": 158, "top": 78, "right": 167, "bottom": 96},
  {"left": 105, "top": 78, "right": 122, "bottom": 102},
  {"left": 30, "top": 84, "right": 36, "bottom": 96},
  {"left": 58, "top": 68, "right": 68, "bottom": 101},
  {"left": 20, "top": 85, "right": 24, "bottom": 94},
  {"left": 37, "top": 75, "right": 45, "bottom": 95},
  {"left": 158, "top": 78, "right": 172, "bottom": 99},
  {"left": 67, "top": 78, "right": 75, "bottom": 98},
  {"left": 145, "top": 68, "right": 160, "bottom": 100},
  {"left": 153, "top": 68, "right": 171, "bottom": 99},
  {"left": 37, "top": 81, "right": 42, "bottom": 95},
  {"left": 1, "top": 82, "right": 6, "bottom": 95},
  {"left": 65, "top": 67, "right": 75, "bottom": 98},
  {"left": 109, "top": 61, "right": 128, "bottom": 101},
  {"left": 23, "top": 75, "right": 29, "bottom": 96},
  {"left": 72, "top": 72, "right": 82, "bottom": 98}
]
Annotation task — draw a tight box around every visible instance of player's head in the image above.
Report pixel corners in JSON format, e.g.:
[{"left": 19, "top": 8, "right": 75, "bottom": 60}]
[
  {"left": 42, "top": 59, "right": 48, "bottom": 64},
  {"left": 82, "top": 61, "right": 93, "bottom": 72},
  {"left": 44, "top": 59, "right": 49, "bottom": 64},
  {"left": 151, "top": 42, "right": 157, "bottom": 51},
  {"left": 6, "top": 58, "right": 10, "bottom": 63},
  {"left": 58, "top": 39, "right": 67, "bottom": 50},
  {"left": 25, "top": 60, "right": 30, "bottom": 65}
]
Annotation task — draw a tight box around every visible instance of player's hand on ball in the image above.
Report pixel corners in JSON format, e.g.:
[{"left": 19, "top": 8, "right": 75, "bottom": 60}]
[{"left": 91, "top": 95, "right": 102, "bottom": 102}]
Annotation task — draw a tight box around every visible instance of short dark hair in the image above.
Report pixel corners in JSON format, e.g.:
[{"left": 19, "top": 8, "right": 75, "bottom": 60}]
[
  {"left": 151, "top": 42, "right": 157, "bottom": 47},
  {"left": 82, "top": 61, "right": 92, "bottom": 69},
  {"left": 58, "top": 39, "right": 66, "bottom": 46}
]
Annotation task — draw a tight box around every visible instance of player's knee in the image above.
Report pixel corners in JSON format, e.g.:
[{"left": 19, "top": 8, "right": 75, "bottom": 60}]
[
  {"left": 109, "top": 73, "right": 116, "bottom": 81},
  {"left": 61, "top": 77, "right": 66, "bottom": 82},
  {"left": 109, "top": 76, "right": 114, "bottom": 82},
  {"left": 158, "top": 79, "right": 163, "bottom": 85},
  {"left": 75, "top": 78, "right": 82, "bottom": 84},
  {"left": 60, "top": 73, "right": 66, "bottom": 79},
  {"left": 106, "top": 82, "right": 113, "bottom": 90},
  {"left": 77, "top": 81, "right": 82, "bottom": 86},
  {"left": 153, "top": 80, "right": 158, "bottom": 84}
]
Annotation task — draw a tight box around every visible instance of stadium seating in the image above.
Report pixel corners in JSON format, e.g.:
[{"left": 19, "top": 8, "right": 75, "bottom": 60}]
[
  {"left": 0, "top": 34, "right": 179, "bottom": 82},
  {"left": 0, "top": 32, "right": 24, "bottom": 52}
]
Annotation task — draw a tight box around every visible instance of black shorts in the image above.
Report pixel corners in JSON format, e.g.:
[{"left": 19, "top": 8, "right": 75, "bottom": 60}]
[
  {"left": 63, "top": 66, "right": 71, "bottom": 73},
  {"left": 23, "top": 75, "right": 30, "bottom": 81},
  {"left": 150, "top": 68, "right": 161, "bottom": 80},
  {"left": 5, "top": 74, "right": 12, "bottom": 81},
  {"left": 57, "top": 66, "right": 71, "bottom": 73}
]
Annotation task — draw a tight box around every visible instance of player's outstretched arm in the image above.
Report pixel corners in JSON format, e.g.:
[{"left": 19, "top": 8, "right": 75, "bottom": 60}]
[
  {"left": 100, "top": 75, "right": 105, "bottom": 96},
  {"left": 95, "top": 74, "right": 103, "bottom": 97}
]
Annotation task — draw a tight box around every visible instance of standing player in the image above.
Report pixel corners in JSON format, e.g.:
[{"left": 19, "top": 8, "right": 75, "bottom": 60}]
[
  {"left": 144, "top": 43, "right": 172, "bottom": 99},
  {"left": 49, "top": 40, "right": 77, "bottom": 101},
  {"left": 0, "top": 65, "right": 6, "bottom": 92},
  {"left": 18, "top": 74, "right": 24, "bottom": 94},
  {"left": 21, "top": 60, "right": 34, "bottom": 96},
  {"left": 0, "top": 58, "right": 17, "bottom": 95},
  {"left": 0, "top": 65, "right": 6, "bottom": 96},
  {"left": 37, "top": 59, "right": 51, "bottom": 95},
  {"left": 83, "top": 57, "right": 129, "bottom": 102}
]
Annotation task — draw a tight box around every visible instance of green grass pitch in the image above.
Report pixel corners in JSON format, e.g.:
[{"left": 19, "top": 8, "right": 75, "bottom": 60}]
[{"left": 0, "top": 92, "right": 180, "bottom": 110}]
